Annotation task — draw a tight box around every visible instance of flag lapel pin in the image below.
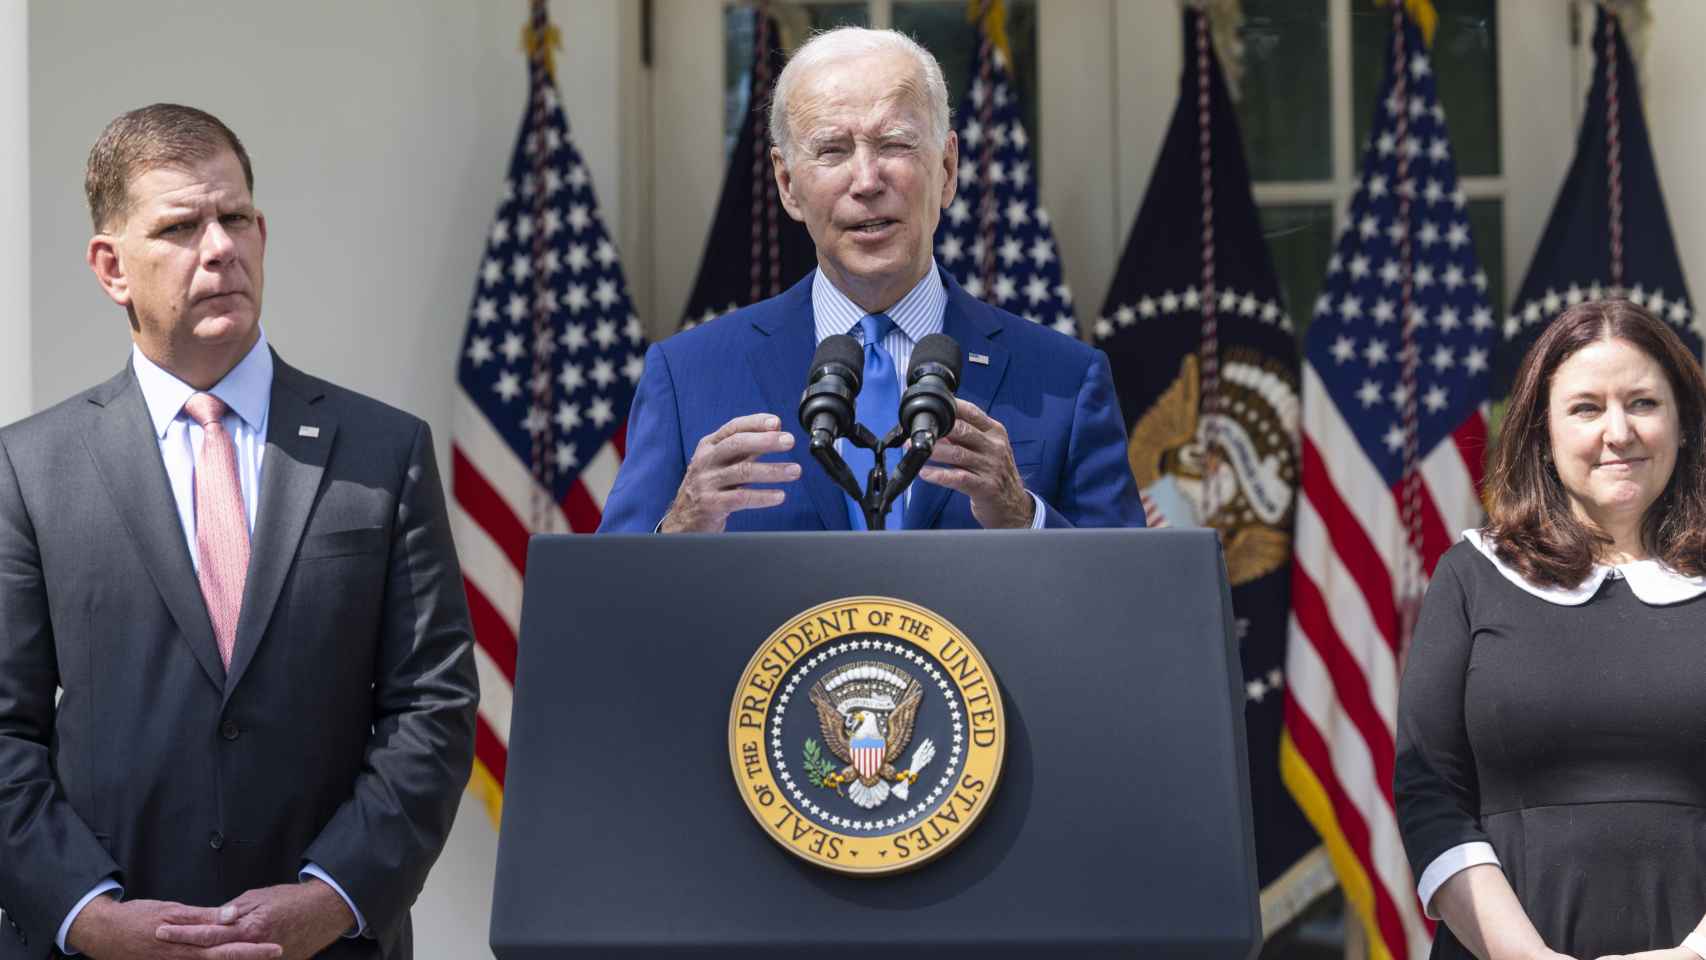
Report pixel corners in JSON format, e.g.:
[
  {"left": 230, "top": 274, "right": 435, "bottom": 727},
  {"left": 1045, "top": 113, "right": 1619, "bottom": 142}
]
[
  {"left": 969, "top": 353, "right": 990, "bottom": 365},
  {"left": 298, "top": 426, "right": 321, "bottom": 439}
]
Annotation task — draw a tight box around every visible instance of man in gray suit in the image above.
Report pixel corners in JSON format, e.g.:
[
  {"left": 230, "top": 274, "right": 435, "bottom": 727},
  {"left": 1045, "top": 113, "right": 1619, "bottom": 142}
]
[{"left": 0, "top": 104, "right": 478, "bottom": 959}]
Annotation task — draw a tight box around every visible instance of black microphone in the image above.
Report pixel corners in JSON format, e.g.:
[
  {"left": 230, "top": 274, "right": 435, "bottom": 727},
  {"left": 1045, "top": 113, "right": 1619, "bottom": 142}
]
[
  {"left": 898, "top": 334, "right": 962, "bottom": 443},
  {"left": 884, "top": 334, "right": 962, "bottom": 508},
  {"left": 798, "top": 334, "right": 863, "bottom": 443}
]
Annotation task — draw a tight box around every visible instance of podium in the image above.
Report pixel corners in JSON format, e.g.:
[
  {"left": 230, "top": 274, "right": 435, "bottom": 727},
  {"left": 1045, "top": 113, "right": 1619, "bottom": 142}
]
[{"left": 492, "top": 528, "right": 1258, "bottom": 958}]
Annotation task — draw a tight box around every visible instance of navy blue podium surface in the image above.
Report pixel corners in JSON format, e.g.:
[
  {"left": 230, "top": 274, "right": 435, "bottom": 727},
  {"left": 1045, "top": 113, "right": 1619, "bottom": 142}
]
[{"left": 492, "top": 528, "right": 1258, "bottom": 958}]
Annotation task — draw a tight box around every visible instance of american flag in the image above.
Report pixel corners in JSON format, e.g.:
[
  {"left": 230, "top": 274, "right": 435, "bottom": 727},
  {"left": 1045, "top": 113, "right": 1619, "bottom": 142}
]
[
  {"left": 1280, "top": 8, "right": 1491, "bottom": 960},
  {"left": 1497, "top": 3, "right": 1697, "bottom": 393},
  {"left": 934, "top": 9, "right": 1075, "bottom": 335},
  {"left": 451, "top": 5, "right": 645, "bottom": 825}
]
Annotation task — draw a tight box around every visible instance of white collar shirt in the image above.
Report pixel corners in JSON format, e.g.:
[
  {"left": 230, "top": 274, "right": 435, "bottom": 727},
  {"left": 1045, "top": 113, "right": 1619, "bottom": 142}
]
[
  {"left": 1462, "top": 528, "right": 1706, "bottom": 606},
  {"left": 130, "top": 329, "right": 273, "bottom": 570}
]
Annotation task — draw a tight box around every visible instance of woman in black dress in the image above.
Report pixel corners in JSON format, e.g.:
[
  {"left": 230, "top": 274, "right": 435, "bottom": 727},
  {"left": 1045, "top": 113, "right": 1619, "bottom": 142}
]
[{"left": 1396, "top": 299, "right": 1706, "bottom": 960}]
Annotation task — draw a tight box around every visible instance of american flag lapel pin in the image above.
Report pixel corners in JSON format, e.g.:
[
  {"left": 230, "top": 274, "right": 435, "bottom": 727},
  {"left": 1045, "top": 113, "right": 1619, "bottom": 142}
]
[
  {"left": 298, "top": 425, "right": 320, "bottom": 439},
  {"left": 969, "top": 353, "right": 990, "bottom": 365}
]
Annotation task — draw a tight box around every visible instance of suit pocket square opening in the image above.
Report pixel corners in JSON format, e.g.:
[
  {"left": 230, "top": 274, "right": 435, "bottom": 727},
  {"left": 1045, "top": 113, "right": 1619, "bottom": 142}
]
[
  {"left": 296, "top": 526, "right": 388, "bottom": 560},
  {"left": 1009, "top": 438, "right": 1042, "bottom": 469}
]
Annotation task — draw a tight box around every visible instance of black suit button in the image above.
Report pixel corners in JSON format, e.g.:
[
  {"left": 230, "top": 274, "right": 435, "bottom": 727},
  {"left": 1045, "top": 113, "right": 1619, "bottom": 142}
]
[
  {"left": 209, "top": 831, "right": 224, "bottom": 851},
  {"left": 220, "top": 720, "right": 240, "bottom": 741}
]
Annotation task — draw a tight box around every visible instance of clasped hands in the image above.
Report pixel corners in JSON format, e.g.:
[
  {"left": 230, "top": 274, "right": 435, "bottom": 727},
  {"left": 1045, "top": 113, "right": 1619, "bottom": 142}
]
[
  {"left": 1586, "top": 951, "right": 1703, "bottom": 960},
  {"left": 66, "top": 878, "right": 354, "bottom": 960},
  {"left": 659, "top": 398, "right": 1033, "bottom": 532},
  {"left": 1527, "top": 949, "right": 1699, "bottom": 960}
]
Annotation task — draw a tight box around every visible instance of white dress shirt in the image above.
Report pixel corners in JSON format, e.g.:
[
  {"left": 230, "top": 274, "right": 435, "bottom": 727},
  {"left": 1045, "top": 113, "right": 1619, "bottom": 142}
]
[
  {"left": 58, "top": 331, "right": 367, "bottom": 952},
  {"left": 811, "top": 264, "right": 1046, "bottom": 529}
]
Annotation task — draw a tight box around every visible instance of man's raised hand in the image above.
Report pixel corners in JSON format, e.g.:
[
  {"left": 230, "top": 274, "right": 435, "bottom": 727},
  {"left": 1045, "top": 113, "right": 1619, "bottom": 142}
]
[
  {"left": 660, "top": 414, "right": 801, "bottom": 532},
  {"left": 918, "top": 399, "right": 1035, "bottom": 529}
]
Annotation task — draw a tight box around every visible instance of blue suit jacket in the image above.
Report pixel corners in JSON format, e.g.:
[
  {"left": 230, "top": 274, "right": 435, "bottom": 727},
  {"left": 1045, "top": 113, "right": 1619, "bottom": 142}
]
[{"left": 599, "top": 268, "right": 1143, "bottom": 532}]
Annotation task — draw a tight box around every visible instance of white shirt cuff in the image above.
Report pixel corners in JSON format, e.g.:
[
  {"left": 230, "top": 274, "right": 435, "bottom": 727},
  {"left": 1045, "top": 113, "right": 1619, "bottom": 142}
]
[
  {"left": 57, "top": 878, "right": 123, "bottom": 954},
  {"left": 300, "top": 863, "right": 367, "bottom": 937},
  {"left": 1027, "top": 491, "right": 1046, "bottom": 529},
  {"left": 1416, "top": 841, "right": 1500, "bottom": 919}
]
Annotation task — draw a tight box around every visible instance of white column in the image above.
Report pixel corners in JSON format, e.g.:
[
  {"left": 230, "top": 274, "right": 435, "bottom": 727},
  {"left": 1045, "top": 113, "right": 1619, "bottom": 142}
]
[{"left": 0, "top": 0, "right": 28, "bottom": 425}]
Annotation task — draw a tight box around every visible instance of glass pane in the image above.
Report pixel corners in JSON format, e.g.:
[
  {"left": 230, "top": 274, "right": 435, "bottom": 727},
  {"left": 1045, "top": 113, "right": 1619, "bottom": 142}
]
[
  {"left": 1353, "top": 0, "right": 1500, "bottom": 177},
  {"left": 893, "top": 0, "right": 1040, "bottom": 168},
  {"left": 1237, "top": 0, "right": 1331, "bottom": 181},
  {"left": 723, "top": 7, "right": 757, "bottom": 158},
  {"left": 1260, "top": 203, "right": 1336, "bottom": 346},
  {"left": 1469, "top": 197, "right": 1504, "bottom": 333},
  {"left": 723, "top": 4, "right": 872, "bottom": 157}
]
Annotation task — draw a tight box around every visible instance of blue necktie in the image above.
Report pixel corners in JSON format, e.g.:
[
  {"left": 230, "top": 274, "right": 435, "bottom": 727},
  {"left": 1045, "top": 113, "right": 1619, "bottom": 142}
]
[{"left": 845, "top": 313, "right": 900, "bottom": 530}]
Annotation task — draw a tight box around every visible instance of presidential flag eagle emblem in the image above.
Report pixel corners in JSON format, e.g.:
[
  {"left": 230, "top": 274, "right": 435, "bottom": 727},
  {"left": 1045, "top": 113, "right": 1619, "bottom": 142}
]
[{"left": 729, "top": 598, "right": 1005, "bottom": 875}]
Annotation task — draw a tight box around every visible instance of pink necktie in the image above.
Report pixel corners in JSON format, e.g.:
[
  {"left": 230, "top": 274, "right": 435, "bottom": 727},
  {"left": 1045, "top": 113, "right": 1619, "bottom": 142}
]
[{"left": 184, "top": 393, "right": 249, "bottom": 670}]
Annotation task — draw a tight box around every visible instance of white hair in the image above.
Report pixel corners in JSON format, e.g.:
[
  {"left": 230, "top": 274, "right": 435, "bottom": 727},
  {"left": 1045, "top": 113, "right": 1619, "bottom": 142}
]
[{"left": 769, "top": 26, "right": 952, "bottom": 165}]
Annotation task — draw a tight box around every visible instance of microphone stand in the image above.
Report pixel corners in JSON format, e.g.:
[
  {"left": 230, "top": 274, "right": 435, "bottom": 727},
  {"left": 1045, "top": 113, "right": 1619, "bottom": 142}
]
[{"left": 809, "top": 423, "right": 936, "bottom": 530}]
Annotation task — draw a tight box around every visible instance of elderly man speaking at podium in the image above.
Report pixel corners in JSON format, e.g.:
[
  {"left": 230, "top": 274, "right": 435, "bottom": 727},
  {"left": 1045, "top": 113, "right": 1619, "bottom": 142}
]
[{"left": 599, "top": 27, "right": 1141, "bottom": 534}]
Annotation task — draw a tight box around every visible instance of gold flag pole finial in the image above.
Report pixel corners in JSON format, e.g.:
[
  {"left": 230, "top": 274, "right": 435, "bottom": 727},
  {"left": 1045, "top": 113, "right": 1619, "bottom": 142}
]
[
  {"left": 1376, "top": 0, "right": 1439, "bottom": 47},
  {"left": 966, "top": 0, "right": 1013, "bottom": 67},
  {"left": 521, "top": 3, "right": 562, "bottom": 78},
  {"left": 1189, "top": 0, "right": 1247, "bottom": 103}
]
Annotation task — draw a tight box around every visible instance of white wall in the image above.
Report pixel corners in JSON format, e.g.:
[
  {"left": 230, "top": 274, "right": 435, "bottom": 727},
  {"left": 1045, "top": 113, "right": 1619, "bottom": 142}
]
[
  {"left": 1644, "top": 0, "right": 1706, "bottom": 297},
  {"left": 0, "top": 0, "right": 26, "bottom": 427},
  {"left": 0, "top": 2, "right": 24, "bottom": 937}
]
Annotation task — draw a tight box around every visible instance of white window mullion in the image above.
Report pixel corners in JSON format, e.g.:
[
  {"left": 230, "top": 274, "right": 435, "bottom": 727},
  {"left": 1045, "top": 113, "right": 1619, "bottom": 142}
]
[
  {"left": 868, "top": 0, "right": 893, "bottom": 30},
  {"left": 1457, "top": 175, "right": 1507, "bottom": 200},
  {"left": 1254, "top": 182, "right": 1347, "bottom": 206},
  {"left": 1499, "top": 0, "right": 1579, "bottom": 314},
  {"left": 1330, "top": 0, "right": 1355, "bottom": 227}
]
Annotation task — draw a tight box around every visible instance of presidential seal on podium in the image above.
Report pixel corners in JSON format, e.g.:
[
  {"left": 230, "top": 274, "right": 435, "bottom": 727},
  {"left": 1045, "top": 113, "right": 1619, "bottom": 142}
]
[{"left": 728, "top": 597, "right": 1005, "bottom": 875}]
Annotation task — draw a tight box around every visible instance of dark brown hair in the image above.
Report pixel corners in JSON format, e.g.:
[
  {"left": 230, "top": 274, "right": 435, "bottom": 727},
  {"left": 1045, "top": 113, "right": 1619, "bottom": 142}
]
[
  {"left": 1484, "top": 298, "right": 1706, "bottom": 586},
  {"left": 84, "top": 103, "right": 253, "bottom": 231}
]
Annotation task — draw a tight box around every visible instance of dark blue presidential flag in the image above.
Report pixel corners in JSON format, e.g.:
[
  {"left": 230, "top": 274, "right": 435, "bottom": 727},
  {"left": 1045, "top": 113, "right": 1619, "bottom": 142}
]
[
  {"left": 934, "top": 3, "right": 1075, "bottom": 334},
  {"left": 1498, "top": 3, "right": 1696, "bottom": 391},
  {"left": 679, "top": 10, "right": 816, "bottom": 331},
  {"left": 1094, "top": 6, "right": 1319, "bottom": 935}
]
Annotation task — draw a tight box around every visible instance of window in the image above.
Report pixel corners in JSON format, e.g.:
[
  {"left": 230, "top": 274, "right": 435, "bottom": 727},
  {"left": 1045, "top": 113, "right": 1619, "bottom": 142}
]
[
  {"left": 721, "top": 1, "right": 1039, "bottom": 165},
  {"left": 1241, "top": 0, "right": 1504, "bottom": 345}
]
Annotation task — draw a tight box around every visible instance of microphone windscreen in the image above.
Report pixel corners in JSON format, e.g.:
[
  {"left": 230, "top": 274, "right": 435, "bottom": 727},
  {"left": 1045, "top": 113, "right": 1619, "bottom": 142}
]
[
  {"left": 811, "top": 334, "right": 864, "bottom": 391},
  {"left": 909, "top": 334, "right": 963, "bottom": 387}
]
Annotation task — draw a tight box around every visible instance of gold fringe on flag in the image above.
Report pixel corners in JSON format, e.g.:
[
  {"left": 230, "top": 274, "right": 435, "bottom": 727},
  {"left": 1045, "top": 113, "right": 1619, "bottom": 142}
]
[
  {"left": 1375, "top": 0, "right": 1438, "bottom": 48},
  {"left": 521, "top": 19, "right": 562, "bottom": 78},
  {"left": 966, "top": 0, "right": 1013, "bottom": 66},
  {"left": 469, "top": 757, "right": 506, "bottom": 830},
  {"left": 1280, "top": 732, "right": 1401, "bottom": 960}
]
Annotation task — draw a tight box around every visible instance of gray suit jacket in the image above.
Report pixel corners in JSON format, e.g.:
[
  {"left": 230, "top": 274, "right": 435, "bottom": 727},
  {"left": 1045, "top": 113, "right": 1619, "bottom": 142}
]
[{"left": 0, "top": 354, "right": 479, "bottom": 959}]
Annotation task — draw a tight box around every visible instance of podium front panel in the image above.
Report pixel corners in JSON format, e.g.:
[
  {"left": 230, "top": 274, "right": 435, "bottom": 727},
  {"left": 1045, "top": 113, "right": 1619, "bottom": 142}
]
[{"left": 492, "top": 528, "right": 1258, "bottom": 958}]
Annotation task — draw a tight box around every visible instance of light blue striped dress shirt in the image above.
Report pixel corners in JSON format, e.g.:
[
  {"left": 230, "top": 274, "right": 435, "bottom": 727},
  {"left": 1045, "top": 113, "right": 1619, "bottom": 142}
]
[{"left": 809, "top": 264, "right": 1045, "bottom": 529}]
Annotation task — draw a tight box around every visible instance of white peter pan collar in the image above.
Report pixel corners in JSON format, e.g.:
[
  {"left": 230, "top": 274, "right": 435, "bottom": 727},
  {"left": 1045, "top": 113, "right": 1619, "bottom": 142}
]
[{"left": 1463, "top": 529, "right": 1706, "bottom": 606}]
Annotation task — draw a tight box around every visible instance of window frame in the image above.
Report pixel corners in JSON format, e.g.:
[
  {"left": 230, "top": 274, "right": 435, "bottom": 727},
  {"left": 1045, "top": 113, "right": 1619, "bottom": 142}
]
[{"left": 644, "top": 0, "right": 1576, "bottom": 351}]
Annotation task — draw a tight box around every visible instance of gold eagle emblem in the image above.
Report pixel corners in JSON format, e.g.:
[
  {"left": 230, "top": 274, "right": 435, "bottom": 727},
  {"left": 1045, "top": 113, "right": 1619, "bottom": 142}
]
[
  {"left": 1129, "top": 352, "right": 1298, "bottom": 586},
  {"left": 807, "top": 661, "right": 936, "bottom": 810}
]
